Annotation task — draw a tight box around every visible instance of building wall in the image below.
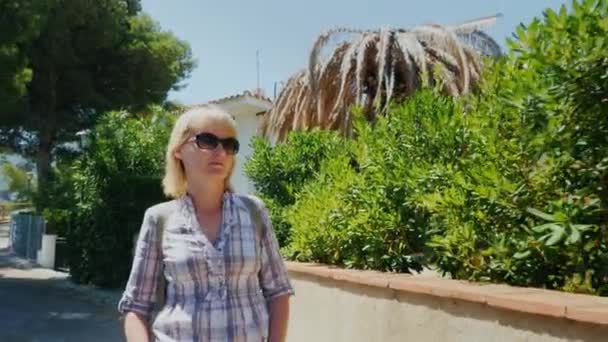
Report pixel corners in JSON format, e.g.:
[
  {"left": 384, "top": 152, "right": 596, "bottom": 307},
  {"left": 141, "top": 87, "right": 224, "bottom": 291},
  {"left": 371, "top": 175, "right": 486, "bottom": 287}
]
[
  {"left": 232, "top": 111, "right": 261, "bottom": 195},
  {"left": 215, "top": 99, "right": 266, "bottom": 195}
]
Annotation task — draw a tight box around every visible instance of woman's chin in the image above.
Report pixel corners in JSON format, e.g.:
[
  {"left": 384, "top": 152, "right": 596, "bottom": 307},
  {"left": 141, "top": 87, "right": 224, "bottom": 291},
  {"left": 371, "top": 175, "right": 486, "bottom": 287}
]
[
  {"left": 186, "top": 165, "right": 229, "bottom": 182},
  {"left": 203, "top": 167, "right": 227, "bottom": 178}
]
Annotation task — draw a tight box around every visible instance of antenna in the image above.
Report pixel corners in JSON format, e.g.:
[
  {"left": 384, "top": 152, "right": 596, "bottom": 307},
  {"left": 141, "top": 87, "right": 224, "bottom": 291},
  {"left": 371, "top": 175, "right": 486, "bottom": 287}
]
[
  {"left": 256, "top": 50, "right": 261, "bottom": 92},
  {"left": 451, "top": 13, "right": 503, "bottom": 34}
]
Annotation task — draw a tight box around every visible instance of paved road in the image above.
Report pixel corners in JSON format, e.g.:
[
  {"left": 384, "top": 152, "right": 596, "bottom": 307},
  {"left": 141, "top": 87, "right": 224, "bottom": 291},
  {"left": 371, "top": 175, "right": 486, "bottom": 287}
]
[{"left": 0, "top": 222, "right": 124, "bottom": 342}]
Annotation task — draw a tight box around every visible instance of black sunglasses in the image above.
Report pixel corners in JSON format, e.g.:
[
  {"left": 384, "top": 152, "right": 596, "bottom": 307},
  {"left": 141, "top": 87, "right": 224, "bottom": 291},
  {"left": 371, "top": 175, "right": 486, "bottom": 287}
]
[{"left": 190, "top": 132, "right": 239, "bottom": 155}]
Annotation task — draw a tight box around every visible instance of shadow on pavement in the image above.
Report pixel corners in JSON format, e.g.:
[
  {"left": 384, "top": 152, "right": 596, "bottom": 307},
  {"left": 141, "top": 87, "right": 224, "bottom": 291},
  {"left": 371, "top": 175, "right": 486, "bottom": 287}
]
[{"left": 0, "top": 272, "right": 123, "bottom": 342}]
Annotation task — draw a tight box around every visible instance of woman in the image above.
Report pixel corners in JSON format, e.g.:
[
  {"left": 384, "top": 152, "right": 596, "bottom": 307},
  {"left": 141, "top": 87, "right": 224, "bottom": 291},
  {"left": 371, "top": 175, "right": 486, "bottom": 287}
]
[{"left": 118, "top": 105, "right": 294, "bottom": 342}]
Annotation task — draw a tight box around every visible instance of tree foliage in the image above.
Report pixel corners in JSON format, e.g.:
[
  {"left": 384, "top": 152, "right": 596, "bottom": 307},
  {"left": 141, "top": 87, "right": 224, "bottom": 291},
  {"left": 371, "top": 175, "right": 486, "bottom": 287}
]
[{"left": 0, "top": 0, "right": 195, "bottom": 196}]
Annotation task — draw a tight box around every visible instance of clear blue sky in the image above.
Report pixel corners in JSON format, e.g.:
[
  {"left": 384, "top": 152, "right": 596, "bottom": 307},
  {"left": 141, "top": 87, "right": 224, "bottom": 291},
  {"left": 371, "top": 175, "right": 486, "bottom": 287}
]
[{"left": 141, "top": 0, "right": 571, "bottom": 105}]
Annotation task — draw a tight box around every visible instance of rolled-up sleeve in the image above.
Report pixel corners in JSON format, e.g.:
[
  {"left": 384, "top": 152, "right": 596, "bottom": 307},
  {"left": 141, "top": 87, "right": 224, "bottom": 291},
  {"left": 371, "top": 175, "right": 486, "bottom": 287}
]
[
  {"left": 256, "top": 199, "right": 295, "bottom": 300},
  {"left": 117, "top": 208, "right": 163, "bottom": 318}
]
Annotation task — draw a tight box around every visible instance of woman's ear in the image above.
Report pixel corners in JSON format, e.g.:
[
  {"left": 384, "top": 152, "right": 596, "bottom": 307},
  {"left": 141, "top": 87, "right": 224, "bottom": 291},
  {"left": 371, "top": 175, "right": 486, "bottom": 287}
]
[{"left": 173, "top": 147, "right": 182, "bottom": 160}]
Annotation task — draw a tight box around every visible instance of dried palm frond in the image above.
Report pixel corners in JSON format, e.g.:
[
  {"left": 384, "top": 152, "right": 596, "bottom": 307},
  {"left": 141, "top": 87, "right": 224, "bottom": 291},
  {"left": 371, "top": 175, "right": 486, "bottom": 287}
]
[{"left": 261, "top": 15, "right": 502, "bottom": 142}]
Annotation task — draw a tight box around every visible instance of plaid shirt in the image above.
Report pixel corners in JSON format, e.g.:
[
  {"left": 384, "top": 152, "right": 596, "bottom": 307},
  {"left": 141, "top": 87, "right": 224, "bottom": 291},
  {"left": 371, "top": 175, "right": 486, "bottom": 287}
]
[{"left": 118, "top": 193, "right": 294, "bottom": 342}]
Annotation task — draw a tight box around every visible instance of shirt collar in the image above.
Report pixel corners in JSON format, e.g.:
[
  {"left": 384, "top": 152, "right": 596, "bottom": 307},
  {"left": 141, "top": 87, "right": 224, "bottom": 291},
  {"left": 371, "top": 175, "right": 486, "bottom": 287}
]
[{"left": 177, "top": 192, "right": 238, "bottom": 232}]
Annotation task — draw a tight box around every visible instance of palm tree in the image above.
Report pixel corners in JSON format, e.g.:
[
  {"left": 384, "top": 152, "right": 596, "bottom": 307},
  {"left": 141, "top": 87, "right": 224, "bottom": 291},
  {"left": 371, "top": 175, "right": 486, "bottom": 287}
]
[{"left": 261, "top": 14, "right": 502, "bottom": 142}]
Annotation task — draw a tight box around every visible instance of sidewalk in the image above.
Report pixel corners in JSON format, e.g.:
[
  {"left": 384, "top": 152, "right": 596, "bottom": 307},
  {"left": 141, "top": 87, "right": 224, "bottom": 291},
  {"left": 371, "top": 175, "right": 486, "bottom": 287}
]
[
  {"left": 0, "top": 221, "right": 124, "bottom": 341},
  {"left": 0, "top": 220, "right": 122, "bottom": 305}
]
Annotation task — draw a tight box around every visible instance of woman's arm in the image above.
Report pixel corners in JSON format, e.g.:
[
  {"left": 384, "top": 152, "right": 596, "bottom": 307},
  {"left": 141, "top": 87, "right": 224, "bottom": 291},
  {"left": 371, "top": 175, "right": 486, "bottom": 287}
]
[
  {"left": 268, "top": 294, "right": 290, "bottom": 342},
  {"left": 124, "top": 312, "right": 151, "bottom": 342},
  {"left": 251, "top": 196, "right": 295, "bottom": 342},
  {"left": 117, "top": 208, "right": 163, "bottom": 341}
]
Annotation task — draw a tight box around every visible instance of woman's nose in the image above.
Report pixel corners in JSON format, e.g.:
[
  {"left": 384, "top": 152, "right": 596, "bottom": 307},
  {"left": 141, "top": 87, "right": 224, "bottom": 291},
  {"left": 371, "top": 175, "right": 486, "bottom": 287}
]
[{"left": 211, "top": 144, "right": 228, "bottom": 156}]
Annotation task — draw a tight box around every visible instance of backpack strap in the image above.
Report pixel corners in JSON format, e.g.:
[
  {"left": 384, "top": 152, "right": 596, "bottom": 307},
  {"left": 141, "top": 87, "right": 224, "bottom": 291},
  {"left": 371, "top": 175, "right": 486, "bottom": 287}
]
[
  {"left": 240, "top": 195, "right": 264, "bottom": 237},
  {"left": 151, "top": 203, "right": 172, "bottom": 321},
  {"left": 154, "top": 215, "right": 166, "bottom": 311}
]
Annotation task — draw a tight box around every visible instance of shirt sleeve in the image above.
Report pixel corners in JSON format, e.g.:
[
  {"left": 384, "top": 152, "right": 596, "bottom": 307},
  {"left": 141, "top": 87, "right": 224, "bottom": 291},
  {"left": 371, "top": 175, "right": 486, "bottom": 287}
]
[
  {"left": 254, "top": 198, "right": 295, "bottom": 300},
  {"left": 117, "top": 208, "right": 163, "bottom": 318}
]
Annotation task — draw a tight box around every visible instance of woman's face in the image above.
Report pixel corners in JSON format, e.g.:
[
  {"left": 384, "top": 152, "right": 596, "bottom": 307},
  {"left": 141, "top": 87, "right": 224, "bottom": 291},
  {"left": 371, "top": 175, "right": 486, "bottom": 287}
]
[{"left": 175, "top": 120, "right": 237, "bottom": 186}]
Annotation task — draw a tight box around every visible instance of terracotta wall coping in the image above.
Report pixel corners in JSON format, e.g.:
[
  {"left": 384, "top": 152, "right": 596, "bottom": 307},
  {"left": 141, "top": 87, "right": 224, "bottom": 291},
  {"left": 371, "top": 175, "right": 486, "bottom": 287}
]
[{"left": 286, "top": 262, "right": 608, "bottom": 326}]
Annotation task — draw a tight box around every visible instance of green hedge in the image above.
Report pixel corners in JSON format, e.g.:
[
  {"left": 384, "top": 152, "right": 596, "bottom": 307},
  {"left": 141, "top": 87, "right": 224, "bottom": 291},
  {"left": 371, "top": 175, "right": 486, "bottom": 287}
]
[
  {"left": 245, "top": 130, "right": 347, "bottom": 247},
  {"left": 246, "top": 0, "right": 608, "bottom": 295},
  {"left": 282, "top": 93, "right": 471, "bottom": 273},
  {"left": 47, "top": 108, "right": 174, "bottom": 288}
]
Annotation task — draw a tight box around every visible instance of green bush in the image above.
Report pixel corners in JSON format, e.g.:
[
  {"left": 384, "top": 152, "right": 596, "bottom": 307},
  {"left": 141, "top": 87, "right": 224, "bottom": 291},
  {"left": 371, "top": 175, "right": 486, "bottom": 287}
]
[
  {"left": 1, "top": 162, "right": 35, "bottom": 202},
  {"left": 285, "top": 92, "right": 467, "bottom": 272},
  {"left": 249, "top": 0, "right": 608, "bottom": 295},
  {"left": 63, "top": 107, "right": 173, "bottom": 288},
  {"left": 37, "top": 155, "right": 79, "bottom": 235},
  {"left": 0, "top": 201, "right": 32, "bottom": 219},
  {"left": 245, "top": 130, "right": 346, "bottom": 246},
  {"left": 426, "top": 0, "right": 608, "bottom": 295}
]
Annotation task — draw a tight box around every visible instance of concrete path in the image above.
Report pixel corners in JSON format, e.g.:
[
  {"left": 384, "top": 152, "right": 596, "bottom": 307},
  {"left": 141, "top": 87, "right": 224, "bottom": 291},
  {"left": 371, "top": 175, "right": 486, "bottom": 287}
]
[{"left": 0, "top": 221, "right": 124, "bottom": 342}]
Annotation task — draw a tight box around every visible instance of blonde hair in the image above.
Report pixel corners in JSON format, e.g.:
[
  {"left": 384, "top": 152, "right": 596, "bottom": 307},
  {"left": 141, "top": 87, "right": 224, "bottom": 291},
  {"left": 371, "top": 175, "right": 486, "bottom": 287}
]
[{"left": 162, "top": 105, "right": 238, "bottom": 198}]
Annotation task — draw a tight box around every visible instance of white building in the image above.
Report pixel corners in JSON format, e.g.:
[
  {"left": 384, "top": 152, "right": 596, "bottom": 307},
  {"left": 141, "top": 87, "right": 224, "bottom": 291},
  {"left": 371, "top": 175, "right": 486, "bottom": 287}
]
[{"left": 191, "top": 90, "right": 272, "bottom": 195}]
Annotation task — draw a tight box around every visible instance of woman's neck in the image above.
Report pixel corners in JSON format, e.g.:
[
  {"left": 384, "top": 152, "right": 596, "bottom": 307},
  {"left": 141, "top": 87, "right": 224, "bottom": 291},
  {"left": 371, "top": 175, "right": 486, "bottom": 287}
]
[{"left": 187, "top": 181, "right": 225, "bottom": 214}]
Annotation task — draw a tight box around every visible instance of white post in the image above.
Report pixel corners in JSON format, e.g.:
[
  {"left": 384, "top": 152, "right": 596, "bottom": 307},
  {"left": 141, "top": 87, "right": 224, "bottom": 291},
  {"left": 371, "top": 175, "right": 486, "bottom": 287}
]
[{"left": 37, "top": 234, "right": 57, "bottom": 269}]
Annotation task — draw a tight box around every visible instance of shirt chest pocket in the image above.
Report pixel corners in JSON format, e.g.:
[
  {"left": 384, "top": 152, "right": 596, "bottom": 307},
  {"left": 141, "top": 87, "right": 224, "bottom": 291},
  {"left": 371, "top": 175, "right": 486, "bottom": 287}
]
[{"left": 163, "top": 227, "right": 210, "bottom": 283}]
